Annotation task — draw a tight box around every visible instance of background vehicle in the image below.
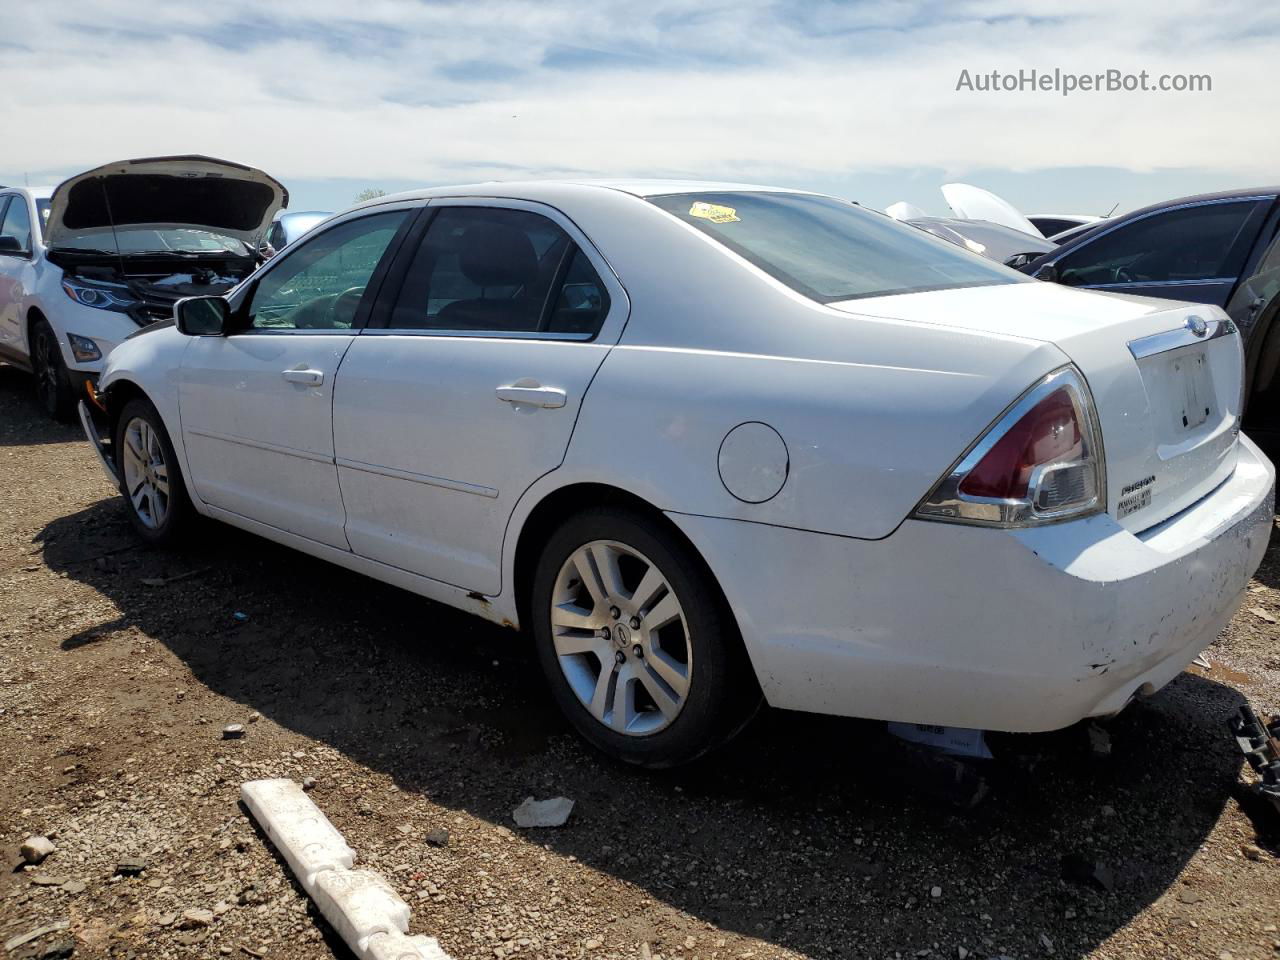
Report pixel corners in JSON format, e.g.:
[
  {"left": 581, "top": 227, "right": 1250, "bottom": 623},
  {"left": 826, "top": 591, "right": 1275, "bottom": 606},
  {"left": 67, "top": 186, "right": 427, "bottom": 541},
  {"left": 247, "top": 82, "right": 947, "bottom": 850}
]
[
  {"left": 81, "top": 181, "right": 1274, "bottom": 768},
  {"left": 0, "top": 156, "right": 286, "bottom": 419},
  {"left": 1027, "top": 213, "right": 1104, "bottom": 237},
  {"left": 1019, "top": 187, "right": 1280, "bottom": 307},
  {"left": 1228, "top": 230, "right": 1280, "bottom": 454},
  {"left": 0, "top": 185, "right": 55, "bottom": 397},
  {"left": 265, "top": 210, "right": 332, "bottom": 253},
  {"left": 906, "top": 216, "right": 1055, "bottom": 265}
]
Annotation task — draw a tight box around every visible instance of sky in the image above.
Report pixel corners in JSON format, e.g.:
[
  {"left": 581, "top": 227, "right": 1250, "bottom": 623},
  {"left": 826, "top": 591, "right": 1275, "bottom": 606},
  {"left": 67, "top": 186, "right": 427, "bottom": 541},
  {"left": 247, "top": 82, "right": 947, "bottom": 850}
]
[{"left": 2, "top": 0, "right": 1276, "bottom": 217}]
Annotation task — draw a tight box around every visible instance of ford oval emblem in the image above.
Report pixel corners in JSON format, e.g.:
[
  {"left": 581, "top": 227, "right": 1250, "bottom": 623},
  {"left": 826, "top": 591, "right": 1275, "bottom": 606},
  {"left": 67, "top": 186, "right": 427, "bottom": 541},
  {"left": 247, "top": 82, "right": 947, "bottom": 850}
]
[{"left": 1186, "top": 314, "right": 1209, "bottom": 337}]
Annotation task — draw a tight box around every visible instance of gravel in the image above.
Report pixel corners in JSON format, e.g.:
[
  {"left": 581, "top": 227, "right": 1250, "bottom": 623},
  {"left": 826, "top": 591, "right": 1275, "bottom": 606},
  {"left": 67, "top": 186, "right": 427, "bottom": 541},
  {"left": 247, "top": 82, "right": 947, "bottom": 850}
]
[{"left": 1, "top": 367, "right": 1278, "bottom": 960}]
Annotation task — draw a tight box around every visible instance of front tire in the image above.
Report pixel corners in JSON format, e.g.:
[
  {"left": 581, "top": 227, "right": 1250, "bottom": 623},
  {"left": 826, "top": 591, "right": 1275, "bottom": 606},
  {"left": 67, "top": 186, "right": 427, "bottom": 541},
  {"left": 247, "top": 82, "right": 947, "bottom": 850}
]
[
  {"left": 30, "top": 319, "right": 75, "bottom": 421},
  {"left": 531, "top": 507, "right": 760, "bottom": 768},
  {"left": 114, "top": 397, "right": 193, "bottom": 545}
]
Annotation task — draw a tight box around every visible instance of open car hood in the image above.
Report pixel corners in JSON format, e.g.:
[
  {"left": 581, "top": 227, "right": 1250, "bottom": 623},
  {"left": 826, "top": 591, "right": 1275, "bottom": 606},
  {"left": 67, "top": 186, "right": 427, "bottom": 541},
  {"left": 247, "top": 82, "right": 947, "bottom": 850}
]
[
  {"left": 44, "top": 155, "right": 288, "bottom": 252},
  {"left": 940, "top": 183, "right": 1040, "bottom": 237}
]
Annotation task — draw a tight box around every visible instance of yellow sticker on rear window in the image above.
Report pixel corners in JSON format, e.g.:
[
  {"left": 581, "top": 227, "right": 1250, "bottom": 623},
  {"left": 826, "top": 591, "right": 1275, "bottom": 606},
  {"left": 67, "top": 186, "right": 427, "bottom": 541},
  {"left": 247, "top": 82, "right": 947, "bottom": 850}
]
[{"left": 688, "top": 201, "right": 740, "bottom": 224}]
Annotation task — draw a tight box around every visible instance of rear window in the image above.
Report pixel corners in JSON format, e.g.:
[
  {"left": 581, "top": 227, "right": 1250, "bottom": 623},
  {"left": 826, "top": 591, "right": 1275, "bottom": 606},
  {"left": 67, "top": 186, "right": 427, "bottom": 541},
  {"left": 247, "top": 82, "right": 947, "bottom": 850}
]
[{"left": 648, "top": 191, "right": 1027, "bottom": 302}]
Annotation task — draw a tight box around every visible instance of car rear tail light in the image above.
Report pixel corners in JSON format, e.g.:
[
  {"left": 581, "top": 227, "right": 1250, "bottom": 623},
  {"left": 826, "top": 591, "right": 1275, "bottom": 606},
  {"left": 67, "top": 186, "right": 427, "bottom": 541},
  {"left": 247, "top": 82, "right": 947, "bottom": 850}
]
[{"left": 915, "top": 365, "right": 1105, "bottom": 526}]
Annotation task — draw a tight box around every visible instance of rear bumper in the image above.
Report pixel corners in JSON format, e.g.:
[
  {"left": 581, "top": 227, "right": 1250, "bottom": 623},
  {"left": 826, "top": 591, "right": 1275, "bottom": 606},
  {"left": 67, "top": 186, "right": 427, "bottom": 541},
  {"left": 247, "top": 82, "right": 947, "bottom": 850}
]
[{"left": 669, "top": 435, "right": 1275, "bottom": 732}]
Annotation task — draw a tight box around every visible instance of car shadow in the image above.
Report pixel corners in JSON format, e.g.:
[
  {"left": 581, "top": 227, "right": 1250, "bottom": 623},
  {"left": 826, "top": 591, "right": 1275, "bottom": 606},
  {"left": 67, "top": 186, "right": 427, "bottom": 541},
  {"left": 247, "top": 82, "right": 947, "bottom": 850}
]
[
  {"left": 39, "top": 497, "right": 1252, "bottom": 959},
  {"left": 0, "top": 364, "right": 81, "bottom": 446}
]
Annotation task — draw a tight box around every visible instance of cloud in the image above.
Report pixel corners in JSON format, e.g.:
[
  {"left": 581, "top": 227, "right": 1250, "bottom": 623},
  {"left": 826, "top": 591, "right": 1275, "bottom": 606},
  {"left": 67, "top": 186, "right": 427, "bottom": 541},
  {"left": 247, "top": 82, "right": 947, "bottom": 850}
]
[{"left": 3, "top": 0, "right": 1276, "bottom": 191}]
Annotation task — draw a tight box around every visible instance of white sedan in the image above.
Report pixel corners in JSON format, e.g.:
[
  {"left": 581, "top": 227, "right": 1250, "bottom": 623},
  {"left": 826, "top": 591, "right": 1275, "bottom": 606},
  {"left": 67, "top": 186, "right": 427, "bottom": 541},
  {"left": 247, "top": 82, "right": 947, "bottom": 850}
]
[{"left": 80, "top": 181, "right": 1275, "bottom": 768}]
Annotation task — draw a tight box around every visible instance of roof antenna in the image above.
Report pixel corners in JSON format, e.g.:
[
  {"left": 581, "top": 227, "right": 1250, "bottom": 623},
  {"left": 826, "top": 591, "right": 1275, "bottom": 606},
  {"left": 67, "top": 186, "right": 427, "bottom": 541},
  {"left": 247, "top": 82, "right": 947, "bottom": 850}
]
[
  {"left": 98, "top": 177, "right": 129, "bottom": 279},
  {"left": 1104, "top": 201, "right": 1119, "bottom": 217}
]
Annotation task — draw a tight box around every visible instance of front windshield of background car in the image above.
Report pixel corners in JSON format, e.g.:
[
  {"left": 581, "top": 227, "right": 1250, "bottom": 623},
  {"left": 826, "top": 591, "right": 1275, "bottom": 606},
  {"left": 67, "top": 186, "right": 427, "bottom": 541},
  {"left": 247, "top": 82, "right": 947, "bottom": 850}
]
[
  {"left": 648, "top": 191, "right": 1029, "bottom": 302},
  {"left": 53, "top": 228, "right": 250, "bottom": 256},
  {"left": 36, "top": 200, "right": 50, "bottom": 237}
]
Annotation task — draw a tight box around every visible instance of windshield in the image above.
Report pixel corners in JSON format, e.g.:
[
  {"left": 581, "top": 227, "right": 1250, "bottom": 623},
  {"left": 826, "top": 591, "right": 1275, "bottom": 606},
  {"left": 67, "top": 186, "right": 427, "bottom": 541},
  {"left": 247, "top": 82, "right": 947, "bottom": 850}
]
[
  {"left": 648, "top": 191, "right": 1028, "bottom": 302},
  {"left": 52, "top": 227, "right": 250, "bottom": 256}
]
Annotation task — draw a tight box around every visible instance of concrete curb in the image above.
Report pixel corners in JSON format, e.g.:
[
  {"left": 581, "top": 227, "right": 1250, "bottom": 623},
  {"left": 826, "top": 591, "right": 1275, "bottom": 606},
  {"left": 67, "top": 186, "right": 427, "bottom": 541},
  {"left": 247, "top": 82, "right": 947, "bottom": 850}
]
[{"left": 241, "top": 779, "right": 450, "bottom": 960}]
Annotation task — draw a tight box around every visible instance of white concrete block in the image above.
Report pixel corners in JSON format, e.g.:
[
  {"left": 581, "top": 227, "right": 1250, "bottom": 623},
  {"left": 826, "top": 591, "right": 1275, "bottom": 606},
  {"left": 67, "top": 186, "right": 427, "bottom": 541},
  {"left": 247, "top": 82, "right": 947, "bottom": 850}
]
[
  {"left": 241, "top": 779, "right": 356, "bottom": 890},
  {"left": 240, "top": 779, "right": 453, "bottom": 960},
  {"left": 314, "top": 869, "right": 409, "bottom": 950},
  {"left": 367, "top": 931, "right": 453, "bottom": 960}
]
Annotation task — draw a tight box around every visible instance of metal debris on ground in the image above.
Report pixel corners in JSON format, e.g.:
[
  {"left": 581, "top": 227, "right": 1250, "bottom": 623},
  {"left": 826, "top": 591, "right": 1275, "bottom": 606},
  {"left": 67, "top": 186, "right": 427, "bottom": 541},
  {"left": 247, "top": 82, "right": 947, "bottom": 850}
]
[
  {"left": 886, "top": 723, "right": 993, "bottom": 759},
  {"left": 1192, "top": 653, "right": 1212, "bottom": 669},
  {"left": 1229, "top": 704, "right": 1280, "bottom": 816},
  {"left": 512, "top": 796, "right": 575, "bottom": 828},
  {"left": 240, "top": 778, "right": 452, "bottom": 960}
]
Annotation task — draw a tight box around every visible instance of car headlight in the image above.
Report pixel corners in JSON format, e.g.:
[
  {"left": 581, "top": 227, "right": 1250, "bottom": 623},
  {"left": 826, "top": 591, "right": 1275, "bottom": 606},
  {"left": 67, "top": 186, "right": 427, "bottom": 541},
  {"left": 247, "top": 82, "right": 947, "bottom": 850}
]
[
  {"left": 61, "top": 277, "right": 138, "bottom": 312},
  {"left": 67, "top": 333, "right": 102, "bottom": 363}
]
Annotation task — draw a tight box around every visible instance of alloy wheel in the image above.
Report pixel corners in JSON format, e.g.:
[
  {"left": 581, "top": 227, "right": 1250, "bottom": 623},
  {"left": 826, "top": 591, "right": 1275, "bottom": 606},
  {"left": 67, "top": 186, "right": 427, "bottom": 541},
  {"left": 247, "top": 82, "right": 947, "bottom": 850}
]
[
  {"left": 550, "top": 540, "right": 692, "bottom": 736},
  {"left": 120, "top": 417, "right": 170, "bottom": 529}
]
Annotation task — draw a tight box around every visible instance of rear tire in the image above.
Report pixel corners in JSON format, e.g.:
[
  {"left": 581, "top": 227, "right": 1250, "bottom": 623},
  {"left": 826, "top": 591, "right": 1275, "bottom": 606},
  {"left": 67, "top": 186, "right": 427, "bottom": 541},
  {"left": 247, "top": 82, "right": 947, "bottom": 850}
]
[
  {"left": 531, "top": 506, "right": 761, "bottom": 768},
  {"left": 114, "top": 397, "right": 194, "bottom": 545},
  {"left": 30, "top": 319, "right": 75, "bottom": 421}
]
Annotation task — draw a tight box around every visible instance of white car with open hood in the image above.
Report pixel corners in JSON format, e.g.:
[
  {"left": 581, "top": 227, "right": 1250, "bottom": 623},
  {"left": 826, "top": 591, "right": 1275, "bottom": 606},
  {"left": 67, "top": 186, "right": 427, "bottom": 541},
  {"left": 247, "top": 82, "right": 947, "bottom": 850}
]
[
  {"left": 0, "top": 156, "right": 286, "bottom": 419},
  {"left": 79, "top": 181, "right": 1275, "bottom": 767}
]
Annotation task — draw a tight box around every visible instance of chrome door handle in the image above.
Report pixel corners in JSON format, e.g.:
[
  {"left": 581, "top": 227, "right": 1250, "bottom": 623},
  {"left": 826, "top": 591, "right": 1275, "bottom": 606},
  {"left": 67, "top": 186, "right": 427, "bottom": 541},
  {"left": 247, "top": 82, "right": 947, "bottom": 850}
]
[
  {"left": 282, "top": 367, "right": 324, "bottom": 385},
  {"left": 496, "top": 383, "right": 567, "bottom": 408}
]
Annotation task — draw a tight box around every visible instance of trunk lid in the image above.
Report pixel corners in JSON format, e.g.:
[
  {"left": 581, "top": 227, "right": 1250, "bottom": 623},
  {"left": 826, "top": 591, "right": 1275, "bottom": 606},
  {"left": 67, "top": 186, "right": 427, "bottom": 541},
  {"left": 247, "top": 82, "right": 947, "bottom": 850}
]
[
  {"left": 44, "top": 155, "right": 288, "bottom": 253},
  {"left": 833, "top": 281, "right": 1246, "bottom": 532}
]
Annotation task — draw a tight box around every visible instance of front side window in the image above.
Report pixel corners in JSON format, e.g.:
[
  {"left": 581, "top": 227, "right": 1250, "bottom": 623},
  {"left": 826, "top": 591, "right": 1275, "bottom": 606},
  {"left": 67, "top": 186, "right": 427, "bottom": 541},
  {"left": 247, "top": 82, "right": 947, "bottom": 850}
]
[
  {"left": 244, "top": 211, "right": 407, "bottom": 330},
  {"left": 0, "top": 195, "right": 33, "bottom": 255},
  {"left": 648, "top": 191, "right": 1025, "bottom": 302},
  {"left": 388, "top": 206, "right": 610, "bottom": 337},
  {"left": 1056, "top": 201, "right": 1261, "bottom": 287}
]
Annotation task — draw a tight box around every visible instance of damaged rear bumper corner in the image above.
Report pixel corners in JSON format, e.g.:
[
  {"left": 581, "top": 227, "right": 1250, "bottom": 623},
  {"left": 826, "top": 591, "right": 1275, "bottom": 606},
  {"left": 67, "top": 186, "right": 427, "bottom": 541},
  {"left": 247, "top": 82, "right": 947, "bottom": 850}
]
[{"left": 78, "top": 399, "right": 120, "bottom": 489}]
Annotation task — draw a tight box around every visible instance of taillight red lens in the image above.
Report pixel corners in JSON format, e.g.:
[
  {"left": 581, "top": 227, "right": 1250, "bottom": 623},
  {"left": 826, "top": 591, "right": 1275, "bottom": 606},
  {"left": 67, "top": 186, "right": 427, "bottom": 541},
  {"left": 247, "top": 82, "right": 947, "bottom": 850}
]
[
  {"left": 915, "top": 366, "right": 1104, "bottom": 526},
  {"left": 958, "top": 387, "right": 1082, "bottom": 500}
]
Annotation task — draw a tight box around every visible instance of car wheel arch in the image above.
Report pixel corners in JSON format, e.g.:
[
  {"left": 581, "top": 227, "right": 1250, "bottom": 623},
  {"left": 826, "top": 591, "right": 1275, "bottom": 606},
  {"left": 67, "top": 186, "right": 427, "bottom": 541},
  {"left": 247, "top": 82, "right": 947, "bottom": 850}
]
[
  {"left": 101, "top": 380, "right": 157, "bottom": 471},
  {"left": 509, "top": 482, "right": 745, "bottom": 653},
  {"left": 25, "top": 305, "right": 50, "bottom": 356}
]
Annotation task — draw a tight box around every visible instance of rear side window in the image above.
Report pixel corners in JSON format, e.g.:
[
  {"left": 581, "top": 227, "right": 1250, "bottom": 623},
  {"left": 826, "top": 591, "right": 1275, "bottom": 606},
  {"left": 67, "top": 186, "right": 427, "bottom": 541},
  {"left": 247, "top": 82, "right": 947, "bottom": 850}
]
[
  {"left": 1056, "top": 200, "right": 1263, "bottom": 287},
  {"left": 648, "top": 191, "right": 1025, "bottom": 302},
  {"left": 387, "top": 206, "right": 610, "bottom": 337}
]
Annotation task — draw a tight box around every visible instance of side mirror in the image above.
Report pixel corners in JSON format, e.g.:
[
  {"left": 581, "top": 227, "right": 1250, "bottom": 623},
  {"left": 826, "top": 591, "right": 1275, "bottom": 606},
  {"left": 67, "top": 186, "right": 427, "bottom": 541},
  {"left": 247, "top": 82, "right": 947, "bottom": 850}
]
[
  {"left": 175, "top": 296, "right": 231, "bottom": 336},
  {"left": 1032, "top": 262, "right": 1059, "bottom": 283},
  {"left": 0, "top": 235, "right": 25, "bottom": 255}
]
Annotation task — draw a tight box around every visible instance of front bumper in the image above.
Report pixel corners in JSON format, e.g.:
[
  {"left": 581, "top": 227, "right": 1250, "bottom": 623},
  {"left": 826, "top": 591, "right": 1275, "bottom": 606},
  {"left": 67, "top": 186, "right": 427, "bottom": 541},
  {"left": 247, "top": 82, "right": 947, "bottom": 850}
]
[
  {"left": 669, "top": 435, "right": 1276, "bottom": 733},
  {"left": 78, "top": 398, "right": 120, "bottom": 489}
]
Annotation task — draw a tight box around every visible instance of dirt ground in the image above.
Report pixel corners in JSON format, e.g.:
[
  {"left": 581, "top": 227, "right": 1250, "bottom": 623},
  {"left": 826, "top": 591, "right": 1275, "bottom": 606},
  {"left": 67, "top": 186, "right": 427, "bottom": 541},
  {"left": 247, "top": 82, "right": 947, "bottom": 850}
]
[{"left": 2, "top": 364, "right": 1278, "bottom": 960}]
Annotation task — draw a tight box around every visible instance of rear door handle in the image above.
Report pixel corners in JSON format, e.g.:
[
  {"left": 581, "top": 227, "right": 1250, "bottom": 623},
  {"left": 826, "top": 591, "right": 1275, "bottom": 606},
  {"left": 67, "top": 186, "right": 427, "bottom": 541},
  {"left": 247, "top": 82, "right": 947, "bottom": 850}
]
[
  {"left": 282, "top": 367, "right": 324, "bottom": 386},
  {"left": 496, "top": 383, "right": 567, "bottom": 408}
]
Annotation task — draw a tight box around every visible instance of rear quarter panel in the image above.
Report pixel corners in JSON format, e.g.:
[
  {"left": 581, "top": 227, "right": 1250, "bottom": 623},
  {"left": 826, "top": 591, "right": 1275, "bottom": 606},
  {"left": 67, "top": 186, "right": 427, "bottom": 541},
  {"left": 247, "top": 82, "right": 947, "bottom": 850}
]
[{"left": 564, "top": 325, "right": 1067, "bottom": 540}]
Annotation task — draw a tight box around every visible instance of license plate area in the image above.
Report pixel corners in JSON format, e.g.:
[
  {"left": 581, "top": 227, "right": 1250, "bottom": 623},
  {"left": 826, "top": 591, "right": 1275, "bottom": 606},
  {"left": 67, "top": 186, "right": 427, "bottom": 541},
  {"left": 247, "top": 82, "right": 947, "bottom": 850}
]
[{"left": 1171, "top": 350, "right": 1211, "bottom": 432}]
